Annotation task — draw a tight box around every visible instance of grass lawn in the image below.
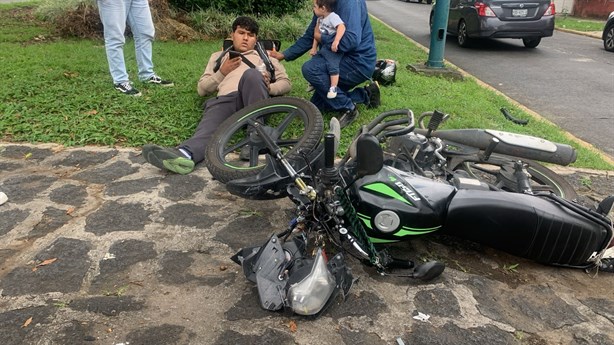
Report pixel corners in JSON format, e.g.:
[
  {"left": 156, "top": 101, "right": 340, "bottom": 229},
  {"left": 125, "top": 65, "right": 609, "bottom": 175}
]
[
  {"left": 1, "top": 2, "right": 612, "bottom": 170},
  {"left": 555, "top": 15, "right": 606, "bottom": 32}
]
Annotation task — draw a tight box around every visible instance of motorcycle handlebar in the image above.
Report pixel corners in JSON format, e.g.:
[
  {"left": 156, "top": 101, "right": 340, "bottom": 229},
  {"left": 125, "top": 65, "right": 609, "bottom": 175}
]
[{"left": 364, "top": 109, "right": 415, "bottom": 140}]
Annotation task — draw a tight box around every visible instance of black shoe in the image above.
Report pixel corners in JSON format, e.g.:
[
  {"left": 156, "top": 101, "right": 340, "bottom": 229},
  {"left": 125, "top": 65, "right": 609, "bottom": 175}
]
[
  {"left": 114, "top": 81, "right": 142, "bottom": 96},
  {"left": 598, "top": 257, "right": 614, "bottom": 273},
  {"left": 146, "top": 75, "right": 174, "bottom": 87},
  {"left": 338, "top": 107, "right": 359, "bottom": 129},
  {"left": 364, "top": 81, "right": 380, "bottom": 108},
  {"left": 142, "top": 144, "right": 194, "bottom": 175}
]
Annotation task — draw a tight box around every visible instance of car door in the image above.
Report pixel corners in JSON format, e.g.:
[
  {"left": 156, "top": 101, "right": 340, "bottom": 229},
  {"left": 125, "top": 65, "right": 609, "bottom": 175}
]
[{"left": 447, "top": 0, "right": 462, "bottom": 34}]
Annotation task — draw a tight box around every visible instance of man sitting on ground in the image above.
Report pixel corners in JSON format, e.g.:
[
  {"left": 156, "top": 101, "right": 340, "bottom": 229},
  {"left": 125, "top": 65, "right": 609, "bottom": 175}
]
[{"left": 142, "top": 16, "right": 291, "bottom": 175}]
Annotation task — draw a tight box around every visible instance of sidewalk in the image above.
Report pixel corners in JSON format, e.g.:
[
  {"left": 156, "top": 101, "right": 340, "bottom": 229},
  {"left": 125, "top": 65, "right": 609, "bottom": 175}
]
[{"left": 1, "top": 142, "right": 613, "bottom": 345}]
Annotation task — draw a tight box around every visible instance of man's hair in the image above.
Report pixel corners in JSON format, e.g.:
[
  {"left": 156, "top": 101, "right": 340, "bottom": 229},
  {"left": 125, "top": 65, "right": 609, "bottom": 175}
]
[
  {"left": 316, "top": 0, "right": 337, "bottom": 12},
  {"left": 232, "top": 16, "right": 259, "bottom": 36}
]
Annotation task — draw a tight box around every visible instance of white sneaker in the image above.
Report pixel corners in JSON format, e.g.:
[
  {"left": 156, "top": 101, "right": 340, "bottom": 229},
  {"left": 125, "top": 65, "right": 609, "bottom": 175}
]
[{"left": 327, "top": 86, "right": 338, "bottom": 99}]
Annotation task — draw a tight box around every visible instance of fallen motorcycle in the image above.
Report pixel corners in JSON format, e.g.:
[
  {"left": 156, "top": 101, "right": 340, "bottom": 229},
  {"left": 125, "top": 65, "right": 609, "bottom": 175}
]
[{"left": 204, "top": 97, "right": 614, "bottom": 316}]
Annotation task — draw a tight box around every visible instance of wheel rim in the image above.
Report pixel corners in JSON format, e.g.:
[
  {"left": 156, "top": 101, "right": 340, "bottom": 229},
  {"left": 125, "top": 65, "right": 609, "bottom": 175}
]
[
  {"left": 606, "top": 27, "right": 614, "bottom": 50},
  {"left": 460, "top": 160, "right": 569, "bottom": 198},
  {"left": 458, "top": 22, "right": 467, "bottom": 45},
  {"left": 215, "top": 104, "right": 311, "bottom": 170}
]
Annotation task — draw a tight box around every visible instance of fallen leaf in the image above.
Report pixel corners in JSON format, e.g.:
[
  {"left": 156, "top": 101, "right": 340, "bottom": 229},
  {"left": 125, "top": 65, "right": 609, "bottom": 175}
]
[
  {"left": 24, "top": 152, "right": 32, "bottom": 159},
  {"left": 288, "top": 320, "right": 297, "bottom": 333},
  {"left": 33, "top": 258, "right": 58, "bottom": 271},
  {"left": 22, "top": 317, "right": 32, "bottom": 328},
  {"left": 85, "top": 109, "right": 98, "bottom": 115},
  {"left": 219, "top": 265, "right": 228, "bottom": 271},
  {"left": 66, "top": 207, "right": 75, "bottom": 215}
]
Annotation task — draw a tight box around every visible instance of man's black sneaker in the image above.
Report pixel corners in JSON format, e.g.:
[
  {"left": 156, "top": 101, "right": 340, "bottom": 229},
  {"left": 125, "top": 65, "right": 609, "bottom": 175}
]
[
  {"left": 338, "top": 107, "right": 359, "bottom": 129},
  {"left": 147, "top": 75, "right": 174, "bottom": 87},
  {"left": 142, "top": 144, "right": 194, "bottom": 175},
  {"left": 114, "top": 81, "right": 142, "bottom": 96},
  {"left": 364, "top": 81, "right": 380, "bottom": 108}
]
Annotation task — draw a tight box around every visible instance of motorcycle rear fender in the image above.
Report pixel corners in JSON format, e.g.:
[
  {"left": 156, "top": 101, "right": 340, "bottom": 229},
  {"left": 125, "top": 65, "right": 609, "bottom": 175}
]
[{"left": 445, "top": 190, "right": 611, "bottom": 267}]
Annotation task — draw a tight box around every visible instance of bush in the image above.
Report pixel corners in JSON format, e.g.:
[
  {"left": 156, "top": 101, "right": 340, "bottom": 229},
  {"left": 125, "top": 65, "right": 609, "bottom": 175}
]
[{"left": 170, "top": 0, "right": 308, "bottom": 17}]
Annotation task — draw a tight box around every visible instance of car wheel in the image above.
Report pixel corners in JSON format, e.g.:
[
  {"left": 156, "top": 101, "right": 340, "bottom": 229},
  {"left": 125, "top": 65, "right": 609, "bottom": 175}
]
[
  {"left": 457, "top": 20, "right": 471, "bottom": 47},
  {"left": 604, "top": 23, "right": 614, "bottom": 52},
  {"left": 522, "top": 37, "right": 541, "bottom": 48},
  {"left": 426, "top": 0, "right": 433, "bottom": 4}
]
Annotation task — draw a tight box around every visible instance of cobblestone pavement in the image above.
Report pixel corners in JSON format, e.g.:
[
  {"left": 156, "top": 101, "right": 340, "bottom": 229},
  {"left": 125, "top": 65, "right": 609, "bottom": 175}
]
[{"left": 0, "top": 143, "right": 613, "bottom": 345}]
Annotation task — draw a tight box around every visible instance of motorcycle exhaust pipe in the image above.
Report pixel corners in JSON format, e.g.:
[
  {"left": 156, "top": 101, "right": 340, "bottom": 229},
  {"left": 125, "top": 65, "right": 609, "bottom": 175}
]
[{"left": 417, "top": 128, "right": 577, "bottom": 166}]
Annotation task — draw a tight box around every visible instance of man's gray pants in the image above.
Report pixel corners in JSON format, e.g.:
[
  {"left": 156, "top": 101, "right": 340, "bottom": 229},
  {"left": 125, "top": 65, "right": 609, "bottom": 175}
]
[{"left": 180, "top": 69, "right": 269, "bottom": 164}]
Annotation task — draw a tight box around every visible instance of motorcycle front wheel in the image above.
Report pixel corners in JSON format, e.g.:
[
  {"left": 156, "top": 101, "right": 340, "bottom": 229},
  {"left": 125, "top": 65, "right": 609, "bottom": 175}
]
[
  {"left": 450, "top": 154, "right": 578, "bottom": 200},
  {"left": 205, "top": 97, "right": 324, "bottom": 183}
]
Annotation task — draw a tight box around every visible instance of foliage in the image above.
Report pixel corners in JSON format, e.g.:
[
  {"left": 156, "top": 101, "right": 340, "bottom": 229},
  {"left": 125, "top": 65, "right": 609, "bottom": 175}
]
[
  {"left": 169, "top": 0, "right": 308, "bottom": 17},
  {"left": 0, "top": 4, "right": 612, "bottom": 171},
  {"left": 555, "top": 15, "right": 606, "bottom": 32},
  {"left": 187, "top": 3, "right": 312, "bottom": 41}
]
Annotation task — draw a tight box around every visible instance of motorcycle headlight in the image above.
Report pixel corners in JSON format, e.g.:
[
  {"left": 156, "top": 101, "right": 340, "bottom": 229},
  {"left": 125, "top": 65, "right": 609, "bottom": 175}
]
[{"left": 287, "top": 249, "right": 336, "bottom": 315}]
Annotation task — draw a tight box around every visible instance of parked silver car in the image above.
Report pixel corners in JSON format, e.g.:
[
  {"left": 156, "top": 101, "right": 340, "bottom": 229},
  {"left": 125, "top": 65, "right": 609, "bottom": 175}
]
[
  {"left": 431, "top": 0, "right": 556, "bottom": 48},
  {"left": 603, "top": 11, "right": 614, "bottom": 52}
]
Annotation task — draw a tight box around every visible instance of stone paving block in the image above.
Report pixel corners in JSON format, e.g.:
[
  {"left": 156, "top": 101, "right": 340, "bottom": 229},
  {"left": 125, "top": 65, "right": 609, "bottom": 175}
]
[
  {"left": 84, "top": 201, "right": 152, "bottom": 235},
  {"left": 0, "top": 237, "right": 91, "bottom": 295},
  {"left": 213, "top": 328, "right": 295, "bottom": 345},
  {"left": 0, "top": 305, "right": 57, "bottom": 345},
  {"left": 413, "top": 287, "right": 462, "bottom": 318},
  {"left": 406, "top": 322, "right": 519, "bottom": 345},
  {"left": 0, "top": 174, "right": 57, "bottom": 203},
  {"left": 0, "top": 145, "right": 53, "bottom": 161},
  {"left": 53, "top": 149, "right": 118, "bottom": 168},
  {"left": 0, "top": 208, "right": 29, "bottom": 236},
  {"left": 160, "top": 204, "right": 219, "bottom": 229},
  {"left": 48, "top": 183, "right": 88, "bottom": 206},
  {"left": 160, "top": 174, "right": 209, "bottom": 201},
  {"left": 73, "top": 160, "right": 139, "bottom": 184},
  {"left": 125, "top": 323, "right": 194, "bottom": 345},
  {"left": 69, "top": 296, "right": 145, "bottom": 316},
  {"left": 27, "top": 206, "right": 72, "bottom": 239},
  {"left": 105, "top": 177, "right": 162, "bottom": 196}
]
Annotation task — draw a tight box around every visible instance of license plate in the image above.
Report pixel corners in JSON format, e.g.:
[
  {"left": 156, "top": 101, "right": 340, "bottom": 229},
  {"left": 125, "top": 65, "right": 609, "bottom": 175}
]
[{"left": 512, "top": 9, "right": 528, "bottom": 17}]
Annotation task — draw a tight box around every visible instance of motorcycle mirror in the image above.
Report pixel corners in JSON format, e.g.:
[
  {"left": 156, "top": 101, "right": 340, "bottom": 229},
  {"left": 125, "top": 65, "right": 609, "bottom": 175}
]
[
  {"left": 355, "top": 133, "right": 384, "bottom": 178},
  {"left": 412, "top": 261, "right": 445, "bottom": 281}
]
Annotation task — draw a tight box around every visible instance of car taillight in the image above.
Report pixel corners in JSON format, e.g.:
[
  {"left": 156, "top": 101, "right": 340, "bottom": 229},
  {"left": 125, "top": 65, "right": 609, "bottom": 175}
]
[
  {"left": 475, "top": 2, "right": 496, "bottom": 17},
  {"left": 544, "top": 1, "right": 555, "bottom": 16}
]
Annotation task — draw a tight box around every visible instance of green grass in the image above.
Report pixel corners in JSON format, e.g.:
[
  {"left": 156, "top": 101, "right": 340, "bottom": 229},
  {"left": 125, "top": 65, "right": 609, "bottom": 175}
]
[
  {"left": 555, "top": 15, "right": 606, "bottom": 32},
  {"left": 1, "top": 2, "right": 612, "bottom": 171}
]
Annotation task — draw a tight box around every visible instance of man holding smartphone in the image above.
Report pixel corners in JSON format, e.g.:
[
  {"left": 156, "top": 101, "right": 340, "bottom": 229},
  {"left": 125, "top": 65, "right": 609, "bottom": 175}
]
[{"left": 142, "top": 16, "right": 291, "bottom": 175}]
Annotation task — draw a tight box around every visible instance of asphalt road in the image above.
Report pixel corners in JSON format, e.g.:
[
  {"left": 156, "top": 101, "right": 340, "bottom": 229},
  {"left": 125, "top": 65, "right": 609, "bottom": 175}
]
[{"left": 367, "top": 0, "right": 614, "bottom": 159}]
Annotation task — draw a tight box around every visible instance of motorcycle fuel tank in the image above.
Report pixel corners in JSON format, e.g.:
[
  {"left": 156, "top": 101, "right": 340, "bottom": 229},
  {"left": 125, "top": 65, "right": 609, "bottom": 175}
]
[{"left": 351, "top": 166, "right": 455, "bottom": 242}]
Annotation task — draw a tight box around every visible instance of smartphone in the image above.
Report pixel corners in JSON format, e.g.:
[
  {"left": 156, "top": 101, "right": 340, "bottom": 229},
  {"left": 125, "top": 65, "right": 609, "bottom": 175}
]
[{"left": 228, "top": 50, "right": 242, "bottom": 59}]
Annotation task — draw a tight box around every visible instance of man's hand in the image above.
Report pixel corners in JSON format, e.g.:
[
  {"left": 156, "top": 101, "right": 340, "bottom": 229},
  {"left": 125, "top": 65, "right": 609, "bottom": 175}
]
[
  {"left": 220, "top": 56, "right": 241, "bottom": 75},
  {"left": 268, "top": 50, "right": 285, "bottom": 61},
  {"left": 309, "top": 48, "right": 317, "bottom": 56}
]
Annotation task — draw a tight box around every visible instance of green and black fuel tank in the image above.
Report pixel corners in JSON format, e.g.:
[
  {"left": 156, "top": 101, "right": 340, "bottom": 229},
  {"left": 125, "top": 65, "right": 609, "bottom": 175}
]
[{"left": 350, "top": 165, "right": 456, "bottom": 243}]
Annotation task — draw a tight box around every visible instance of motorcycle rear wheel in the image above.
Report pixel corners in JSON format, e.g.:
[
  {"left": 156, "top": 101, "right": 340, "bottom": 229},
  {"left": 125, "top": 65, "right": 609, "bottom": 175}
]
[
  {"left": 450, "top": 154, "right": 578, "bottom": 200},
  {"left": 205, "top": 97, "right": 324, "bottom": 183}
]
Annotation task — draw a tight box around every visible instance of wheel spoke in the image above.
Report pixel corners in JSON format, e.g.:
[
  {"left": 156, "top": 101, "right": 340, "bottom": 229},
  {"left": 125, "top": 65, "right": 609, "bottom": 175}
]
[
  {"left": 223, "top": 138, "right": 250, "bottom": 156},
  {"left": 275, "top": 109, "right": 300, "bottom": 133}
]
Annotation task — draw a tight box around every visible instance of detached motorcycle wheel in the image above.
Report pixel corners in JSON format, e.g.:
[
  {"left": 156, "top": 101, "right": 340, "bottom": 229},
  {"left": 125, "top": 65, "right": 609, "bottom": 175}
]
[
  {"left": 205, "top": 97, "right": 324, "bottom": 183},
  {"left": 451, "top": 154, "right": 578, "bottom": 200}
]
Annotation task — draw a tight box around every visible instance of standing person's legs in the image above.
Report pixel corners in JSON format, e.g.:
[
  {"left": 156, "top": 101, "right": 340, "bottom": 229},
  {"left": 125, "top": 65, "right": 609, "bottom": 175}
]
[
  {"left": 126, "top": 0, "right": 155, "bottom": 81},
  {"left": 97, "top": 0, "right": 129, "bottom": 84}
]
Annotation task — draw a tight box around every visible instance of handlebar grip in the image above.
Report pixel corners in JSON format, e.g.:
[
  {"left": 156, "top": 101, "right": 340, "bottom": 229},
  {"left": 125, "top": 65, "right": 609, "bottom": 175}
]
[{"left": 324, "top": 133, "right": 335, "bottom": 169}]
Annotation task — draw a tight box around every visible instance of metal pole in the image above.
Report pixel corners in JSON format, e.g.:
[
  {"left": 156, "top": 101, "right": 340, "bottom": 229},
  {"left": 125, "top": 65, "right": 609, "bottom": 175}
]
[{"left": 426, "top": 0, "right": 451, "bottom": 68}]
